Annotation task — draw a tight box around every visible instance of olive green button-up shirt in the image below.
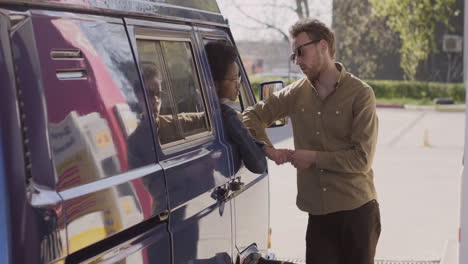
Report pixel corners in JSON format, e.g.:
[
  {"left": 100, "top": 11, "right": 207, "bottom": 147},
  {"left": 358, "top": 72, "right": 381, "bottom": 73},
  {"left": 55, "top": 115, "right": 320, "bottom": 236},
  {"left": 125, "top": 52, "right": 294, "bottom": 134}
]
[{"left": 243, "top": 63, "right": 378, "bottom": 215}]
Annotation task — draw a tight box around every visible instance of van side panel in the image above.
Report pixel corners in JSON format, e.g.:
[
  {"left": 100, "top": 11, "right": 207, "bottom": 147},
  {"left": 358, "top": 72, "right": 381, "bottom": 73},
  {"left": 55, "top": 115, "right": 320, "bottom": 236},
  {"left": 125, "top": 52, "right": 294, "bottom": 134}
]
[
  {"left": 162, "top": 147, "right": 234, "bottom": 264},
  {"left": 1, "top": 2, "right": 272, "bottom": 263},
  {"left": 0, "top": 11, "right": 15, "bottom": 264},
  {"left": 25, "top": 9, "right": 171, "bottom": 260},
  {"left": 0, "top": 132, "right": 11, "bottom": 264},
  {"left": 8, "top": 12, "right": 68, "bottom": 263}
]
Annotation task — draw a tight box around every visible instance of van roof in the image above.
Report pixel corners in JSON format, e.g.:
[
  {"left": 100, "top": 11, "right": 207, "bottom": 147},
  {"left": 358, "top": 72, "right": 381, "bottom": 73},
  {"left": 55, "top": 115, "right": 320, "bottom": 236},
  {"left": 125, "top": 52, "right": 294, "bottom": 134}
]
[{"left": 0, "top": 0, "right": 227, "bottom": 26}]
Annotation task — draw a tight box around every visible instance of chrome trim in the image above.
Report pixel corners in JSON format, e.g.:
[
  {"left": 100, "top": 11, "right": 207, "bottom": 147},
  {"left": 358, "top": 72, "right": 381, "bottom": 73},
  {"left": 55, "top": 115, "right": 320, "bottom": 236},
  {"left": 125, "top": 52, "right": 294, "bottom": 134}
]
[
  {"left": 56, "top": 69, "right": 87, "bottom": 80},
  {"left": 161, "top": 144, "right": 213, "bottom": 170},
  {"left": 3, "top": 10, "right": 30, "bottom": 34},
  {"left": 59, "top": 164, "right": 161, "bottom": 200},
  {"left": 157, "top": 210, "right": 169, "bottom": 221},
  {"left": 228, "top": 173, "right": 268, "bottom": 200},
  {"left": 51, "top": 49, "right": 82, "bottom": 59},
  {"left": 161, "top": 133, "right": 215, "bottom": 155},
  {"left": 128, "top": 18, "right": 193, "bottom": 31},
  {"left": 27, "top": 180, "right": 62, "bottom": 207},
  {"left": 136, "top": 34, "right": 192, "bottom": 42}
]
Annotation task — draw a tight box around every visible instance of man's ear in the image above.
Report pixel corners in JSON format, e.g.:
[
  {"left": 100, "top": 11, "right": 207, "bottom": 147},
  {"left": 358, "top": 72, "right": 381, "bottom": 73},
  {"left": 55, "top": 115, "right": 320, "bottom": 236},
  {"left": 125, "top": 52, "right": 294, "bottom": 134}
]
[{"left": 319, "top": 39, "right": 328, "bottom": 54}]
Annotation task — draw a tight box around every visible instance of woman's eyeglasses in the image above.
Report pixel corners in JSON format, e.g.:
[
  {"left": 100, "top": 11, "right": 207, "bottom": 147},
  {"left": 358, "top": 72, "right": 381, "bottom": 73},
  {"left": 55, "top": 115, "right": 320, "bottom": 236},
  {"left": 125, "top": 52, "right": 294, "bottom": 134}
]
[
  {"left": 290, "top": 39, "right": 321, "bottom": 61},
  {"left": 223, "top": 75, "right": 242, "bottom": 85}
]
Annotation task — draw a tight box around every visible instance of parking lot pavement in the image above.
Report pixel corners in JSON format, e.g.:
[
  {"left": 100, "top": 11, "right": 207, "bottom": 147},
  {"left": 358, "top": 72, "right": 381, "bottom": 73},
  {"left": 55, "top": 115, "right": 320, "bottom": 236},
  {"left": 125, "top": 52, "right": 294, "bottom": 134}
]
[{"left": 266, "top": 108, "right": 465, "bottom": 261}]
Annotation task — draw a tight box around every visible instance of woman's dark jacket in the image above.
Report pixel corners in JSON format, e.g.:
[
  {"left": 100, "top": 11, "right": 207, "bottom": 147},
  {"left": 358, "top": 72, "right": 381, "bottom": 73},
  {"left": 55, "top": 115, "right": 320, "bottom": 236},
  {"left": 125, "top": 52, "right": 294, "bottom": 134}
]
[{"left": 220, "top": 103, "right": 267, "bottom": 174}]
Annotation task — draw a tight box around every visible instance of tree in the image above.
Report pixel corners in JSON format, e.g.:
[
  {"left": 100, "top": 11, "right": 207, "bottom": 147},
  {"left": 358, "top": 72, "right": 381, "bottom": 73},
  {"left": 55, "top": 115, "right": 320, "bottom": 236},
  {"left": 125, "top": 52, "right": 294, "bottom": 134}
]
[
  {"left": 221, "top": 0, "right": 330, "bottom": 41},
  {"left": 333, "top": 0, "right": 400, "bottom": 79},
  {"left": 370, "top": 0, "right": 458, "bottom": 80}
]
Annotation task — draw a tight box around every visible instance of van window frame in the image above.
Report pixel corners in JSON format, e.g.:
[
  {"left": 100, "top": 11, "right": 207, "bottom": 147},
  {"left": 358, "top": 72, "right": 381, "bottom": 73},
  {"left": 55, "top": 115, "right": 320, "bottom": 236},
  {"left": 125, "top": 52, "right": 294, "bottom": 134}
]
[
  {"left": 201, "top": 33, "right": 257, "bottom": 111},
  {"left": 134, "top": 28, "right": 215, "bottom": 155}
]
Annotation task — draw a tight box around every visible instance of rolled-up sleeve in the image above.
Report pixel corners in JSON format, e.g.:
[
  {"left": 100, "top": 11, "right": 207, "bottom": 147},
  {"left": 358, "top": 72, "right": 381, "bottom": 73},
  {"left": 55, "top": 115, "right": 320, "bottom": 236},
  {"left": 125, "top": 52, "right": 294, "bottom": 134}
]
[{"left": 242, "top": 83, "right": 297, "bottom": 146}]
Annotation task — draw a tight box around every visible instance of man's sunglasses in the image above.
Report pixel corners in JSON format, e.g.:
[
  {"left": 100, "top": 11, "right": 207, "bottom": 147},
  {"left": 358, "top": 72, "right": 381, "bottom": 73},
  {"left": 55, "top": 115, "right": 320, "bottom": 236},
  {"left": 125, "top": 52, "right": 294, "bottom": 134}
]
[{"left": 290, "top": 39, "right": 321, "bottom": 61}]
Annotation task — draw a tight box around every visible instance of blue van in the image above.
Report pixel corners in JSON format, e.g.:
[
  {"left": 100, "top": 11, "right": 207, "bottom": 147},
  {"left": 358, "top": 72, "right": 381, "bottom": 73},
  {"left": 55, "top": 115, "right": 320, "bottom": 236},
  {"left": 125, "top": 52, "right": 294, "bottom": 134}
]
[{"left": 0, "top": 1, "right": 272, "bottom": 263}]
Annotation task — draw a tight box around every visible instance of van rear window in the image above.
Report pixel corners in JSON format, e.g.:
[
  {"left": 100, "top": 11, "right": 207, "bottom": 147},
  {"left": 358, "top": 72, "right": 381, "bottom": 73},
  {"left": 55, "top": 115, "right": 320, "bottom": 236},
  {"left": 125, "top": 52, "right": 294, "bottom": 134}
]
[{"left": 136, "top": 39, "right": 211, "bottom": 147}]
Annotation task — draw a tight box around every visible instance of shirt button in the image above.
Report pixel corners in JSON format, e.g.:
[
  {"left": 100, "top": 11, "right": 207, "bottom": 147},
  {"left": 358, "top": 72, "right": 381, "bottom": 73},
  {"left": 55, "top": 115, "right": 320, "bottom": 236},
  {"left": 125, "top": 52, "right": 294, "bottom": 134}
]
[
  {"left": 316, "top": 131, "right": 320, "bottom": 135},
  {"left": 323, "top": 187, "right": 327, "bottom": 192},
  {"left": 317, "top": 111, "right": 321, "bottom": 115},
  {"left": 320, "top": 169, "right": 324, "bottom": 173},
  {"left": 336, "top": 110, "right": 340, "bottom": 114}
]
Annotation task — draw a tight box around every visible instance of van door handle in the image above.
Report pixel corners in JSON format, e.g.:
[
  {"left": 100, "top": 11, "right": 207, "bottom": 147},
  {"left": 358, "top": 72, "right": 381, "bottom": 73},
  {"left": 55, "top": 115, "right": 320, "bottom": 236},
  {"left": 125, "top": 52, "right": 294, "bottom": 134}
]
[
  {"left": 157, "top": 210, "right": 169, "bottom": 222},
  {"left": 229, "top": 177, "right": 245, "bottom": 192}
]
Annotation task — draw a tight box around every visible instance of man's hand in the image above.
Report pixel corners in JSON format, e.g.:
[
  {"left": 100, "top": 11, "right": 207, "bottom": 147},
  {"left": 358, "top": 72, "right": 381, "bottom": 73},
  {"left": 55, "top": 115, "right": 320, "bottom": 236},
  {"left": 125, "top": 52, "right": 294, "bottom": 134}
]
[
  {"left": 290, "top": 149, "right": 317, "bottom": 169},
  {"left": 263, "top": 146, "right": 292, "bottom": 165}
]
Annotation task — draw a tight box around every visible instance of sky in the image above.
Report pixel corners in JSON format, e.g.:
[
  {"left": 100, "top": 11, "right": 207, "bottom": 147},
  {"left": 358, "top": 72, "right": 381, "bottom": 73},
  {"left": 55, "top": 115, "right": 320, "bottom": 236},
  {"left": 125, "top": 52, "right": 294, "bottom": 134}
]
[{"left": 217, "top": 0, "right": 332, "bottom": 42}]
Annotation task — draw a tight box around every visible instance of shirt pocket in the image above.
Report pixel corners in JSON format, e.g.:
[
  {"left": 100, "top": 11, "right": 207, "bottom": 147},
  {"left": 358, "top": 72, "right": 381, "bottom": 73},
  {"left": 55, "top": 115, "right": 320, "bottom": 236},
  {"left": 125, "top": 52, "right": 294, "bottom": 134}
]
[
  {"left": 323, "top": 106, "right": 352, "bottom": 140},
  {"left": 292, "top": 103, "right": 316, "bottom": 129}
]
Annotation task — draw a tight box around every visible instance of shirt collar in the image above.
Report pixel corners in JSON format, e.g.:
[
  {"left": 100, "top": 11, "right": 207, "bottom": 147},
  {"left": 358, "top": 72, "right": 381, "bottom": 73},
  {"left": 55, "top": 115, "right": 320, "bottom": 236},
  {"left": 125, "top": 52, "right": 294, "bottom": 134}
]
[
  {"left": 306, "top": 62, "right": 347, "bottom": 94},
  {"left": 335, "top": 62, "right": 346, "bottom": 89},
  {"left": 219, "top": 98, "right": 234, "bottom": 104}
]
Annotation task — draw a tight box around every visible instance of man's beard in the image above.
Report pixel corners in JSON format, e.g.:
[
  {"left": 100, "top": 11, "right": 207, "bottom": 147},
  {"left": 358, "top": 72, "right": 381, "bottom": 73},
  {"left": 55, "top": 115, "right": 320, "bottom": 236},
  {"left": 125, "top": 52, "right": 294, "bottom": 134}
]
[
  {"left": 306, "top": 69, "right": 320, "bottom": 82},
  {"left": 305, "top": 54, "right": 323, "bottom": 82}
]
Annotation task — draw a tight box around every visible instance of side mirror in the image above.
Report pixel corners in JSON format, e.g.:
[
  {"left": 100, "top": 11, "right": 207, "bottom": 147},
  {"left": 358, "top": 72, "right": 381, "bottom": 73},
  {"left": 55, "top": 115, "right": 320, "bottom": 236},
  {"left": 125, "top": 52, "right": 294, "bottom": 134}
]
[
  {"left": 238, "top": 243, "right": 261, "bottom": 264},
  {"left": 260, "top": 81, "right": 287, "bottom": 128},
  {"left": 260, "top": 80, "right": 285, "bottom": 100}
]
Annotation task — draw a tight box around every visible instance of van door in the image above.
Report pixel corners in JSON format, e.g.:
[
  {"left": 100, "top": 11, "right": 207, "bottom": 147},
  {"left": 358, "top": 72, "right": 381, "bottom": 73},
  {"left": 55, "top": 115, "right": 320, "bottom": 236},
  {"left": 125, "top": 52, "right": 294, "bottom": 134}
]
[
  {"left": 199, "top": 29, "right": 271, "bottom": 257},
  {"left": 127, "top": 19, "right": 234, "bottom": 264},
  {"left": 14, "top": 10, "right": 171, "bottom": 263}
]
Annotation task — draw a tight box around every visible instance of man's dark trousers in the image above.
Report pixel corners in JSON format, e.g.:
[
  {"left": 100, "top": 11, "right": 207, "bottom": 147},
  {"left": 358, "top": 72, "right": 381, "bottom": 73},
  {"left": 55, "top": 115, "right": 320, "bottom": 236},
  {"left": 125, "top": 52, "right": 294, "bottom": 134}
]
[{"left": 306, "top": 200, "right": 381, "bottom": 264}]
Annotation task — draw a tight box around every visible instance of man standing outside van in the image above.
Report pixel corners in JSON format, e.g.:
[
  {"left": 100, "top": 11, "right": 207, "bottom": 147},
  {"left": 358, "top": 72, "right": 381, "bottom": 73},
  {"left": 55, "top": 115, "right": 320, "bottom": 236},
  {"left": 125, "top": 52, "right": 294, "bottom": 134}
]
[{"left": 243, "top": 19, "right": 380, "bottom": 264}]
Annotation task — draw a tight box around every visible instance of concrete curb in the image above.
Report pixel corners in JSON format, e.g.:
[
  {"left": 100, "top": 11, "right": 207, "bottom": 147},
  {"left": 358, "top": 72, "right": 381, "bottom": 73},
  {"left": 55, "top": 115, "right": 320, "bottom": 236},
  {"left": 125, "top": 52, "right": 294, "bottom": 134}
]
[
  {"left": 440, "top": 239, "right": 458, "bottom": 264},
  {"left": 376, "top": 104, "right": 404, "bottom": 109},
  {"left": 403, "top": 105, "right": 436, "bottom": 111},
  {"left": 434, "top": 104, "right": 465, "bottom": 112},
  {"left": 377, "top": 104, "right": 466, "bottom": 112}
]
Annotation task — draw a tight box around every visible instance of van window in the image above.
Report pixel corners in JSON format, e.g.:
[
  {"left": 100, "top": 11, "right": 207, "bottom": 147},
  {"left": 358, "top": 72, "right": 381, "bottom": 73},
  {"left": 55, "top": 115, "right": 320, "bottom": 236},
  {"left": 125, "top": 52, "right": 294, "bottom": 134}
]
[
  {"left": 136, "top": 39, "right": 211, "bottom": 147},
  {"left": 203, "top": 39, "right": 255, "bottom": 112}
]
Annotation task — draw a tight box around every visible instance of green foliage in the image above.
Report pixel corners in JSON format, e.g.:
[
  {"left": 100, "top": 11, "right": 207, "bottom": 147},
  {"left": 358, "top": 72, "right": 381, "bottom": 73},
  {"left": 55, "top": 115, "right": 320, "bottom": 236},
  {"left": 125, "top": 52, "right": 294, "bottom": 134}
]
[
  {"left": 370, "top": 0, "right": 458, "bottom": 80},
  {"left": 248, "top": 76, "right": 465, "bottom": 103},
  {"left": 376, "top": 97, "right": 435, "bottom": 106},
  {"left": 333, "top": 0, "right": 400, "bottom": 79},
  {"left": 367, "top": 80, "right": 465, "bottom": 103}
]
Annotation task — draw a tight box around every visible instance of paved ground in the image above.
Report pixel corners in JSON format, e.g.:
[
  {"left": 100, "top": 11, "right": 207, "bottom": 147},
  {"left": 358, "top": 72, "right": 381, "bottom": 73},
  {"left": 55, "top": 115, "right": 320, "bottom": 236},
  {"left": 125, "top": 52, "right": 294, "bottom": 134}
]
[{"left": 266, "top": 108, "right": 465, "bottom": 261}]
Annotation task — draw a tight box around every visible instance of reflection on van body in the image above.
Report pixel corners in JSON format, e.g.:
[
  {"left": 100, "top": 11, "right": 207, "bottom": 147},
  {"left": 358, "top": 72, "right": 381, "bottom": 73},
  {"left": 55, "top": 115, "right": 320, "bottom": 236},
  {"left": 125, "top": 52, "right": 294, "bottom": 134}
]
[{"left": 0, "top": 1, "right": 270, "bottom": 263}]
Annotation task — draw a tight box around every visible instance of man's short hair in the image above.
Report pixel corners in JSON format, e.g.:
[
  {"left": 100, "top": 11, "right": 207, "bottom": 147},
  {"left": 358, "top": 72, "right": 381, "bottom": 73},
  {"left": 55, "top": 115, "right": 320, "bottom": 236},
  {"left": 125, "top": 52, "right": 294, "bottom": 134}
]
[{"left": 289, "top": 19, "right": 336, "bottom": 59}]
